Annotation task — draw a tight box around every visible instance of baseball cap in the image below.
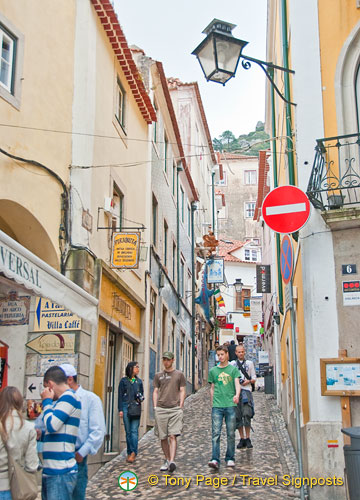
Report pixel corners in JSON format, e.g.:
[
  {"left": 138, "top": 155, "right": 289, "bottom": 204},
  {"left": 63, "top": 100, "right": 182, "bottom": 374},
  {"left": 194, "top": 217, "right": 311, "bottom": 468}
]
[
  {"left": 60, "top": 363, "right": 77, "bottom": 377},
  {"left": 162, "top": 351, "right": 174, "bottom": 359}
]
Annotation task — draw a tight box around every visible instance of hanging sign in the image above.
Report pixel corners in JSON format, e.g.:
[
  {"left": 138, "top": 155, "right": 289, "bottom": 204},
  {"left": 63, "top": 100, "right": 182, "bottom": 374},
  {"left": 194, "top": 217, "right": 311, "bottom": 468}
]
[
  {"left": 256, "top": 265, "right": 271, "bottom": 293},
  {"left": 33, "top": 298, "right": 81, "bottom": 332},
  {"left": 111, "top": 232, "right": 140, "bottom": 269},
  {"left": 207, "top": 258, "right": 224, "bottom": 284}
]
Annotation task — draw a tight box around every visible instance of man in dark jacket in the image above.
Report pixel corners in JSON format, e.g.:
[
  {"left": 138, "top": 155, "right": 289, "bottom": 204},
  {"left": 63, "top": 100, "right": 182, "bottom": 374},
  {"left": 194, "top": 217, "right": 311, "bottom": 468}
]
[{"left": 228, "top": 340, "right": 237, "bottom": 362}]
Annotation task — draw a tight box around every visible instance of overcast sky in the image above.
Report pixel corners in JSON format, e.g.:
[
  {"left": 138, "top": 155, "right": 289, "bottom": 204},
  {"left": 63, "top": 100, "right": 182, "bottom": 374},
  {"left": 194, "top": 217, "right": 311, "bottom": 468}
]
[{"left": 115, "top": 0, "right": 267, "bottom": 139}]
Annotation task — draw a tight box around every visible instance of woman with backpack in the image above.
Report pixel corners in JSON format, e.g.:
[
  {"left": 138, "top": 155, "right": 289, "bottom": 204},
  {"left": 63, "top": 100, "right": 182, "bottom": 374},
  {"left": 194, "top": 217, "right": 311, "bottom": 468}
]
[{"left": 118, "top": 362, "right": 144, "bottom": 464}]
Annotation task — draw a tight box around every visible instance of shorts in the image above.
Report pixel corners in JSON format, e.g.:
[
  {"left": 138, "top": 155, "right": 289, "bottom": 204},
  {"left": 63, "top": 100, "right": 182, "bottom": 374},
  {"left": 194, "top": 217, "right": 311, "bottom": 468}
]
[
  {"left": 154, "top": 406, "right": 183, "bottom": 440},
  {"left": 235, "top": 390, "right": 254, "bottom": 428}
]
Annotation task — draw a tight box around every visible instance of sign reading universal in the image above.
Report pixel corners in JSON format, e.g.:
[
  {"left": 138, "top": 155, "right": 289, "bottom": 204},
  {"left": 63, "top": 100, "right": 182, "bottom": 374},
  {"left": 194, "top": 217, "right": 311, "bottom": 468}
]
[{"left": 111, "top": 232, "right": 140, "bottom": 269}]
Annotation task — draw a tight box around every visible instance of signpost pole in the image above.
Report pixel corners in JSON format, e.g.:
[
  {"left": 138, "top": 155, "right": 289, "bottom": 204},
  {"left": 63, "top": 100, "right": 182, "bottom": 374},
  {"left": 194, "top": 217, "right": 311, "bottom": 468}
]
[{"left": 288, "top": 277, "right": 305, "bottom": 500}]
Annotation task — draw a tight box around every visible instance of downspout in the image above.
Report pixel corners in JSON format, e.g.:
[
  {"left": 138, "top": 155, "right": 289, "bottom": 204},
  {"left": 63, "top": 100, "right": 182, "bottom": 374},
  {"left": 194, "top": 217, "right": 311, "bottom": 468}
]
[
  {"left": 281, "top": 0, "right": 296, "bottom": 186},
  {"left": 269, "top": 68, "right": 284, "bottom": 314},
  {"left": 191, "top": 202, "right": 196, "bottom": 393},
  {"left": 176, "top": 164, "right": 181, "bottom": 314},
  {"left": 211, "top": 169, "right": 217, "bottom": 342}
]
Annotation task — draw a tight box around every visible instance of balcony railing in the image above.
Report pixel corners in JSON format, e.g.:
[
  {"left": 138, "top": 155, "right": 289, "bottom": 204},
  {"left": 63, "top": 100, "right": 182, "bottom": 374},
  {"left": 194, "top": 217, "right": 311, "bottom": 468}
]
[{"left": 307, "top": 133, "right": 360, "bottom": 211}]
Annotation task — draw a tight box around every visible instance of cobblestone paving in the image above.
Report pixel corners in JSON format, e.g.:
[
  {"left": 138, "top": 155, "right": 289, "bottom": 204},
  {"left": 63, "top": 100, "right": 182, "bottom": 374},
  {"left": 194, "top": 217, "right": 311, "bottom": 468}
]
[{"left": 87, "top": 387, "right": 301, "bottom": 499}]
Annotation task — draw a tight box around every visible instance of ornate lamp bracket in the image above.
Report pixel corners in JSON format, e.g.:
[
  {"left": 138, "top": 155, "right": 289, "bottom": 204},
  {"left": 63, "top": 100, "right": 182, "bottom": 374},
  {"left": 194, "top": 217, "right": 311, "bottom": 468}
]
[{"left": 241, "top": 55, "right": 296, "bottom": 106}]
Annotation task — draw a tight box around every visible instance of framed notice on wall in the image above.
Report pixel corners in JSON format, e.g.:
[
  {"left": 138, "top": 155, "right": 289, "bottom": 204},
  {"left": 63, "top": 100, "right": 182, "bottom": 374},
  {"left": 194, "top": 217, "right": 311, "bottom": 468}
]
[{"left": 320, "top": 357, "right": 360, "bottom": 396}]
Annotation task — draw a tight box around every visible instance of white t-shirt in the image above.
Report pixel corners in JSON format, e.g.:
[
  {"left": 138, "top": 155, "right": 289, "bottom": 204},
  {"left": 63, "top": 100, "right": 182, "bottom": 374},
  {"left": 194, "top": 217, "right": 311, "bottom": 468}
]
[{"left": 230, "top": 359, "right": 256, "bottom": 391}]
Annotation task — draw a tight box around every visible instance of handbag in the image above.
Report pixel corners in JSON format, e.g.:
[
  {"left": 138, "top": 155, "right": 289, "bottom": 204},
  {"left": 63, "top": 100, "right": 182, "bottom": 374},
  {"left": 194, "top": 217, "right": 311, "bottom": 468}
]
[
  {"left": 0, "top": 432, "right": 38, "bottom": 500},
  {"left": 126, "top": 379, "right": 142, "bottom": 419}
]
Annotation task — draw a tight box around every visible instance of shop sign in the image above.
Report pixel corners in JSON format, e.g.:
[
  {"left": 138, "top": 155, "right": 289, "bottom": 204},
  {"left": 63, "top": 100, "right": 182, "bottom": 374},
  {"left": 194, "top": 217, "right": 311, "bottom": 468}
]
[
  {"left": 36, "top": 353, "right": 78, "bottom": 376},
  {"left": 216, "top": 315, "right": 227, "bottom": 328},
  {"left": 111, "top": 232, "right": 140, "bottom": 269},
  {"left": 26, "top": 333, "right": 75, "bottom": 355},
  {"left": 0, "top": 291, "right": 30, "bottom": 326},
  {"left": 33, "top": 298, "right": 81, "bottom": 332},
  {"left": 207, "top": 258, "right": 224, "bottom": 284},
  {"left": 0, "top": 242, "right": 41, "bottom": 289},
  {"left": 256, "top": 265, "right": 271, "bottom": 293},
  {"left": 250, "top": 298, "right": 262, "bottom": 324},
  {"left": 342, "top": 280, "right": 360, "bottom": 306}
]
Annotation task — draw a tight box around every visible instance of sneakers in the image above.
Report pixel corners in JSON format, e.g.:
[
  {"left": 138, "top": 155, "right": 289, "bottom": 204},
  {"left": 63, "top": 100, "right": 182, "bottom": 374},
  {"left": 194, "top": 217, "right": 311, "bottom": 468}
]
[
  {"left": 160, "top": 460, "right": 169, "bottom": 471},
  {"left": 168, "top": 462, "right": 176, "bottom": 473},
  {"left": 226, "top": 460, "right": 235, "bottom": 467},
  {"left": 245, "top": 438, "right": 253, "bottom": 449},
  {"left": 237, "top": 438, "right": 246, "bottom": 449},
  {"left": 208, "top": 459, "right": 219, "bottom": 469}
]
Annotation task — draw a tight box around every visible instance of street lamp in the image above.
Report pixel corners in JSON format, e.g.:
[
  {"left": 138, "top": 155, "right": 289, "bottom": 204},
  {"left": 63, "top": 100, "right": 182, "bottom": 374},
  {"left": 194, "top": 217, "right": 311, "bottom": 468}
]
[
  {"left": 233, "top": 278, "right": 243, "bottom": 294},
  {"left": 192, "top": 19, "right": 295, "bottom": 105}
]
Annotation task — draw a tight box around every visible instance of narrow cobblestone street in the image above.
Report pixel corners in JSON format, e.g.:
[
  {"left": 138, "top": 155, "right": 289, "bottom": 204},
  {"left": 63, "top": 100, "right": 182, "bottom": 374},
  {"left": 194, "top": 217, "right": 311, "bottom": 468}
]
[{"left": 87, "top": 386, "right": 301, "bottom": 499}]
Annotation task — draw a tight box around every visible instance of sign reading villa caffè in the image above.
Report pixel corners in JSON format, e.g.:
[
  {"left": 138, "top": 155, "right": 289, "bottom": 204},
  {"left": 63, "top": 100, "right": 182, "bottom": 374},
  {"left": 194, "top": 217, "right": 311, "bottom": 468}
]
[
  {"left": 111, "top": 232, "right": 140, "bottom": 269},
  {"left": 33, "top": 298, "right": 82, "bottom": 332}
]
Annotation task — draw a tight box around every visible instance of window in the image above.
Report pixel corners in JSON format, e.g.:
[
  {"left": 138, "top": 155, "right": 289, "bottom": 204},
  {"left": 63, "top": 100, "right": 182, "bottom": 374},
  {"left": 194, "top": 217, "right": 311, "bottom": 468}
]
[
  {"left": 217, "top": 171, "right": 227, "bottom": 186},
  {"left": 153, "top": 100, "right": 158, "bottom": 143},
  {"left": 235, "top": 288, "right": 251, "bottom": 310},
  {"left": 171, "top": 319, "right": 176, "bottom": 353},
  {"left": 0, "top": 26, "right": 15, "bottom": 92},
  {"left": 172, "top": 162, "right": 177, "bottom": 196},
  {"left": 150, "top": 290, "right": 156, "bottom": 344},
  {"left": 112, "top": 186, "right": 123, "bottom": 231},
  {"left": 187, "top": 341, "right": 191, "bottom": 378},
  {"left": 245, "top": 202, "right": 255, "bottom": 218},
  {"left": 180, "top": 333, "right": 185, "bottom": 372},
  {"left": 152, "top": 195, "right": 158, "bottom": 246},
  {"left": 164, "top": 133, "right": 169, "bottom": 173},
  {"left": 180, "top": 258, "right": 185, "bottom": 297},
  {"left": 245, "top": 248, "right": 258, "bottom": 262},
  {"left": 180, "top": 187, "right": 185, "bottom": 223},
  {"left": 172, "top": 242, "right": 176, "bottom": 282},
  {"left": 187, "top": 204, "right": 191, "bottom": 237},
  {"left": 163, "top": 220, "right": 168, "bottom": 266},
  {"left": 115, "top": 78, "right": 126, "bottom": 129},
  {"left": 244, "top": 170, "right": 257, "bottom": 185}
]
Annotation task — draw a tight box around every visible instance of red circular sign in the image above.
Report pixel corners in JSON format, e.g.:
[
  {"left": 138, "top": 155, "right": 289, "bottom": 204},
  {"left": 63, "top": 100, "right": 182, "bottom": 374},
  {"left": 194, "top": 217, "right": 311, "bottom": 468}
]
[{"left": 262, "top": 186, "right": 311, "bottom": 234}]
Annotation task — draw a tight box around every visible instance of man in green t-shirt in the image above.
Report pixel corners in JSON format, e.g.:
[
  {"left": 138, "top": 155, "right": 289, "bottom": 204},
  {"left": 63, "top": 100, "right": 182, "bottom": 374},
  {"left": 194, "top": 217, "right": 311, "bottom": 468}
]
[{"left": 208, "top": 345, "right": 241, "bottom": 469}]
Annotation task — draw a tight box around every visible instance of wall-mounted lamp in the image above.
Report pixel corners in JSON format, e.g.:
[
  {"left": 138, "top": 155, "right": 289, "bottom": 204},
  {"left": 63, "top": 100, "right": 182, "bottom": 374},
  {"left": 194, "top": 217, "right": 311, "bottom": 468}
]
[
  {"left": 273, "top": 312, "right": 281, "bottom": 325},
  {"left": 233, "top": 278, "right": 243, "bottom": 294},
  {"left": 192, "top": 18, "right": 295, "bottom": 105}
]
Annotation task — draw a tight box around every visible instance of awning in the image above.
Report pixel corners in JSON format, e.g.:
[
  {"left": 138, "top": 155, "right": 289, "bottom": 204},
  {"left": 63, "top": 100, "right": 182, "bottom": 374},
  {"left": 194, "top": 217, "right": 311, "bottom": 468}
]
[{"left": 0, "top": 230, "right": 98, "bottom": 325}]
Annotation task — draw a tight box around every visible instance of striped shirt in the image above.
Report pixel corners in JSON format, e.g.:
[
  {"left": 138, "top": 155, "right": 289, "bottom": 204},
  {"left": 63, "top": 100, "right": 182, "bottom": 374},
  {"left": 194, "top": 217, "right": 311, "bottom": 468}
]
[{"left": 42, "top": 389, "right": 81, "bottom": 475}]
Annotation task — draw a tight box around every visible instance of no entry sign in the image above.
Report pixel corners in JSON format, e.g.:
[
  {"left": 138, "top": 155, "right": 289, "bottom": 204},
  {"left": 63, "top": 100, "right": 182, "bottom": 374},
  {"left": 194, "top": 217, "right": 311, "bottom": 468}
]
[
  {"left": 262, "top": 186, "right": 310, "bottom": 233},
  {"left": 280, "top": 235, "right": 293, "bottom": 285}
]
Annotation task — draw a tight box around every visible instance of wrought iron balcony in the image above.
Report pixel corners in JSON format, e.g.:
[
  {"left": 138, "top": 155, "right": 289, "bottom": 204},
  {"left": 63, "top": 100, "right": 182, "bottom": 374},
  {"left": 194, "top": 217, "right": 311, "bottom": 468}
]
[{"left": 307, "top": 133, "right": 360, "bottom": 211}]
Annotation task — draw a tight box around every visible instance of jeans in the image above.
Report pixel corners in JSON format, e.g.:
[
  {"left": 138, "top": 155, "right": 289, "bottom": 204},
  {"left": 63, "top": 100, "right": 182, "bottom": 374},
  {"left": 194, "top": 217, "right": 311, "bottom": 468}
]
[
  {"left": 72, "top": 457, "right": 88, "bottom": 500},
  {"left": 42, "top": 471, "right": 77, "bottom": 500},
  {"left": 211, "top": 406, "right": 236, "bottom": 463},
  {"left": 123, "top": 404, "right": 140, "bottom": 455},
  {"left": 0, "top": 491, "right": 12, "bottom": 500}
]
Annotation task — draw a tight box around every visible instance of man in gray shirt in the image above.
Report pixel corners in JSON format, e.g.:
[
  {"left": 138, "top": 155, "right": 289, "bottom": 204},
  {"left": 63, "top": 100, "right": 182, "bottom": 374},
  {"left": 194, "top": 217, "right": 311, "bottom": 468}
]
[{"left": 153, "top": 352, "right": 186, "bottom": 473}]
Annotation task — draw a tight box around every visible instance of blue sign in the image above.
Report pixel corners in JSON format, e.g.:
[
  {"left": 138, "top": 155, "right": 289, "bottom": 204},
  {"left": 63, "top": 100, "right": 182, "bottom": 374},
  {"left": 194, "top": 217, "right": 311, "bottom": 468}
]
[
  {"left": 207, "top": 258, "right": 224, "bottom": 284},
  {"left": 280, "top": 236, "right": 293, "bottom": 285}
]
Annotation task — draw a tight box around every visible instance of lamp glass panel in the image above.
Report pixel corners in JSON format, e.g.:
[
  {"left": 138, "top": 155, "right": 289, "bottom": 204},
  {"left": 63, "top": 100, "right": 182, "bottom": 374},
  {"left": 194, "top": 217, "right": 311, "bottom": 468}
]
[
  {"left": 196, "top": 38, "right": 217, "bottom": 79},
  {"left": 214, "top": 37, "right": 243, "bottom": 74}
]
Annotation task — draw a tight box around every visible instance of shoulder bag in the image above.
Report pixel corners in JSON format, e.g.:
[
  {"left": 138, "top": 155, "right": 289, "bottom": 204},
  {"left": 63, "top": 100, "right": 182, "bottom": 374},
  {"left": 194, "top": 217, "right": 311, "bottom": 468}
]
[
  {"left": 0, "top": 432, "right": 38, "bottom": 500},
  {"left": 126, "top": 379, "right": 142, "bottom": 419}
]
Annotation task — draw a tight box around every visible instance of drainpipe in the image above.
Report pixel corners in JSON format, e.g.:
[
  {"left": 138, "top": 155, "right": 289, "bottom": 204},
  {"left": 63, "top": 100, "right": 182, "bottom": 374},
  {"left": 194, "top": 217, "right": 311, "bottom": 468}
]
[
  {"left": 176, "top": 164, "right": 181, "bottom": 314},
  {"left": 191, "top": 202, "right": 196, "bottom": 393},
  {"left": 211, "top": 169, "right": 217, "bottom": 341},
  {"left": 269, "top": 68, "right": 284, "bottom": 314},
  {"left": 281, "top": 0, "right": 296, "bottom": 187},
  {"left": 280, "top": 3, "right": 305, "bottom": 499}
]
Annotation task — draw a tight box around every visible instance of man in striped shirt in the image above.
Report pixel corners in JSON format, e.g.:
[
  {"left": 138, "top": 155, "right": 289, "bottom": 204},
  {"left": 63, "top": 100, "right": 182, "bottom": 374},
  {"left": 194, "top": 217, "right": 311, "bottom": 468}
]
[{"left": 41, "top": 366, "right": 81, "bottom": 500}]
